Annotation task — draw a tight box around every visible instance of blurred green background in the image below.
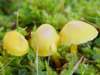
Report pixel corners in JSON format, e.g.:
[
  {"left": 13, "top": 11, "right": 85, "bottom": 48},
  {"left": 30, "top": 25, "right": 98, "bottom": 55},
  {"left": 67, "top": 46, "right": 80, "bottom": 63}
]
[{"left": 0, "top": 0, "right": 100, "bottom": 75}]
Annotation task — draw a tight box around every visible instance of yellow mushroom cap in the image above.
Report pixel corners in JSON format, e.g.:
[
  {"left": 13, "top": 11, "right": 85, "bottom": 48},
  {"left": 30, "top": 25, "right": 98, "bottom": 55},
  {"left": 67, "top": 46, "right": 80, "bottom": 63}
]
[
  {"left": 3, "top": 30, "right": 29, "bottom": 56},
  {"left": 60, "top": 20, "right": 98, "bottom": 46},
  {"left": 30, "top": 24, "right": 59, "bottom": 57}
]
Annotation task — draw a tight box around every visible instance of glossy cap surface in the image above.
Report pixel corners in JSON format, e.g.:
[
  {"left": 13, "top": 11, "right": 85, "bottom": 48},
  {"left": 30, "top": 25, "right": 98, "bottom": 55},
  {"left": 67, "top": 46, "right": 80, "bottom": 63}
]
[
  {"left": 60, "top": 21, "right": 98, "bottom": 45},
  {"left": 3, "top": 31, "right": 29, "bottom": 56},
  {"left": 30, "top": 24, "right": 59, "bottom": 56}
]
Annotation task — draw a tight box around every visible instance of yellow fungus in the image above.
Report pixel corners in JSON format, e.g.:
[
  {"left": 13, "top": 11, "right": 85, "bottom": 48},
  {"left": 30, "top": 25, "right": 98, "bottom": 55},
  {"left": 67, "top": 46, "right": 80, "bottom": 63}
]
[
  {"left": 3, "top": 30, "right": 29, "bottom": 56},
  {"left": 30, "top": 24, "right": 59, "bottom": 57},
  {"left": 60, "top": 20, "right": 98, "bottom": 54}
]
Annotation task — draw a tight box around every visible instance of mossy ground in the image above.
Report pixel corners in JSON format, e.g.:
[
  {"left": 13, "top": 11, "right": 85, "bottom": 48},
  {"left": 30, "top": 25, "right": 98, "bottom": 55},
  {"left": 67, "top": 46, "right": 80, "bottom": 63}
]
[{"left": 0, "top": 0, "right": 100, "bottom": 75}]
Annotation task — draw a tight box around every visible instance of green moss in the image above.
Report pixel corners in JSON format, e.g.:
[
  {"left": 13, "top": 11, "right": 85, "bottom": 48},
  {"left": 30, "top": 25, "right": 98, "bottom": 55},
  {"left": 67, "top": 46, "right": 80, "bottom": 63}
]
[{"left": 0, "top": 0, "right": 100, "bottom": 75}]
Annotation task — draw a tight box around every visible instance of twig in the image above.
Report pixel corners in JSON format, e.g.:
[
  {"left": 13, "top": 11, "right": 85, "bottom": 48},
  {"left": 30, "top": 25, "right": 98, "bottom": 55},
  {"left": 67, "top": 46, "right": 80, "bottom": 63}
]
[
  {"left": 71, "top": 56, "right": 84, "bottom": 75},
  {"left": 36, "top": 48, "right": 38, "bottom": 75}
]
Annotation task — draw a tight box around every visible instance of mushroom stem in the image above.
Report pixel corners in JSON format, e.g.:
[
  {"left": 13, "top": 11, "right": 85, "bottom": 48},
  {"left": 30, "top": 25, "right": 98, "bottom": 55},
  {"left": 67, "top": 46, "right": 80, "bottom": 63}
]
[{"left": 70, "top": 44, "right": 78, "bottom": 54}]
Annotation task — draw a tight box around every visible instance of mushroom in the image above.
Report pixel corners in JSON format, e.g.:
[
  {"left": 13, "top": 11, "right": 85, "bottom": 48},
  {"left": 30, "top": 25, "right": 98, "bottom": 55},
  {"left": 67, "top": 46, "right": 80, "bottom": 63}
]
[
  {"left": 30, "top": 24, "right": 62, "bottom": 68},
  {"left": 30, "top": 24, "right": 59, "bottom": 57},
  {"left": 3, "top": 30, "right": 29, "bottom": 56},
  {"left": 60, "top": 20, "right": 98, "bottom": 54}
]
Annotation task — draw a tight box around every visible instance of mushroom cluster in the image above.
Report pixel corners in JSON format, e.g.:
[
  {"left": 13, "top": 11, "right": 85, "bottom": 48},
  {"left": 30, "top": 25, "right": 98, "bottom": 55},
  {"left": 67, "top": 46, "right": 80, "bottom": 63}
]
[{"left": 3, "top": 20, "right": 98, "bottom": 56}]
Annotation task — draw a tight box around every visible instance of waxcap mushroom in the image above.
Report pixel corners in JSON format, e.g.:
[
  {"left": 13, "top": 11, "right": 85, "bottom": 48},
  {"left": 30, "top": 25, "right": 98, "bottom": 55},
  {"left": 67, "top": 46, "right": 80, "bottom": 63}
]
[
  {"left": 60, "top": 20, "right": 98, "bottom": 46},
  {"left": 30, "top": 24, "right": 59, "bottom": 57},
  {"left": 3, "top": 30, "right": 29, "bottom": 56}
]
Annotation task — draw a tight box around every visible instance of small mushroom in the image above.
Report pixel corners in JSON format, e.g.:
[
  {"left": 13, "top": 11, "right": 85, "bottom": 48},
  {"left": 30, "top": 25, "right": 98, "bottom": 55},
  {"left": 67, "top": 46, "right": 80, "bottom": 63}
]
[
  {"left": 60, "top": 20, "right": 98, "bottom": 54},
  {"left": 30, "top": 24, "right": 59, "bottom": 57},
  {"left": 3, "top": 30, "right": 29, "bottom": 56},
  {"left": 30, "top": 24, "right": 62, "bottom": 69}
]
